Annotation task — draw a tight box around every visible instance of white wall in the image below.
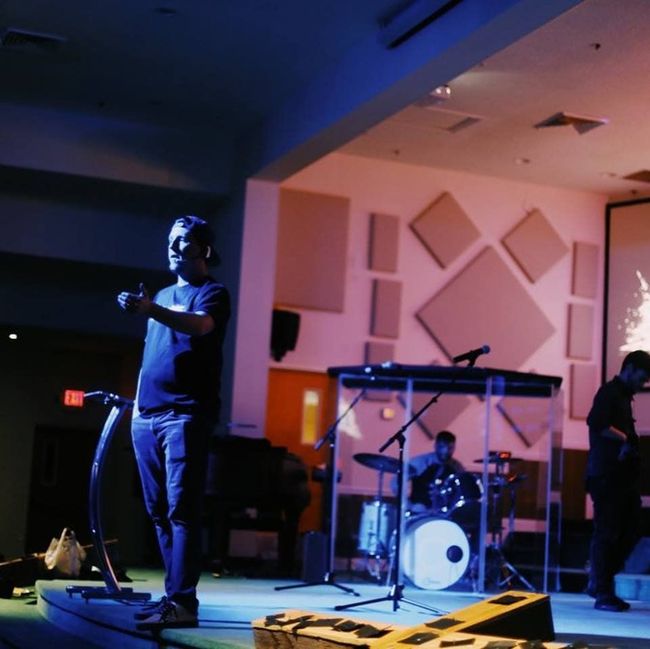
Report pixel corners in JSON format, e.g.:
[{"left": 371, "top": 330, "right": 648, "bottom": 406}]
[{"left": 272, "top": 152, "right": 606, "bottom": 492}]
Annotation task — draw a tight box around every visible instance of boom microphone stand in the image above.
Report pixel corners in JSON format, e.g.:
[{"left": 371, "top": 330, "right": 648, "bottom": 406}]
[
  {"left": 275, "top": 388, "right": 365, "bottom": 595},
  {"left": 335, "top": 378, "right": 443, "bottom": 614}
]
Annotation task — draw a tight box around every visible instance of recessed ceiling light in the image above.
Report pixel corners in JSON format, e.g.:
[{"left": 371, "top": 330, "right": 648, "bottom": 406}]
[
  {"left": 8, "top": 333, "right": 18, "bottom": 340},
  {"left": 431, "top": 85, "right": 451, "bottom": 100}
]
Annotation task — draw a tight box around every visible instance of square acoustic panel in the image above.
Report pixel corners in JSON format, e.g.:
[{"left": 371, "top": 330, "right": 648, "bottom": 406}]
[
  {"left": 502, "top": 209, "right": 569, "bottom": 283},
  {"left": 371, "top": 278, "right": 402, "bottom": 338},
  {"left": 416, "top": 247, "right": 555, "bottom": 369},
  {"left": 369, "top": 213, "right": 399, "bottom": 272},
  {"left": 572, "top": 241, "right": 599, "bottom": 298},
  {"left": 364, "top": 341, "right": 394, "bottom": 402},
  {"left": 410, "top": 192, "right": 480, "bottom": 268},
  {"left": 570, "top": 363, "right": 597, "bottom": 419},
  {"left": 567, "top": 303, "right": 594, "bottom": 360},
  {"left": 275, "top": 188, "right": 350, "bottom": 312}
]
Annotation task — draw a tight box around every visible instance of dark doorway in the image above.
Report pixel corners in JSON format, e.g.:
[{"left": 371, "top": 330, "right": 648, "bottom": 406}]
[{"left": 25, "top": 425, "right": 99, "bottom": 554}]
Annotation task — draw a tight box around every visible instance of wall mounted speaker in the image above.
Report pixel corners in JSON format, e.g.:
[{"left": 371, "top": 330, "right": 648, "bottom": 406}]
[{"left": 271, "top": 309, "right": 300, "bottom": 361}]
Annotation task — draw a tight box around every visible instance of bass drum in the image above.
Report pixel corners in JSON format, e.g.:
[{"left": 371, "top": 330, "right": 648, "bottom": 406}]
[{"left": 401, "top": 516, "right": 470, "bottom": 590}]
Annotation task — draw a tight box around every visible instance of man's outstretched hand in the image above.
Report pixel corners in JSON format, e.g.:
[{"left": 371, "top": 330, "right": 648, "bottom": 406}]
[{"left": 117, "top": 283, "right": 151, "bottom": 315}]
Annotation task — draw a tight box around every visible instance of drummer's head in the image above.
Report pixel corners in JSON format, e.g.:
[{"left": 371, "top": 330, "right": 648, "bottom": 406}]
[{"left": 434, "top": 430, "right": 456, "bottom": 462}]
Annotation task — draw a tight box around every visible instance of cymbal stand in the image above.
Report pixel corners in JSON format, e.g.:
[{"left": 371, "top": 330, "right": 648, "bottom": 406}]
[
  {"left": 275, "top": 388, "right": 366, "bottom": 595},
  {"left": 335, "top": 380, "right": 444, "bottom": 614}
]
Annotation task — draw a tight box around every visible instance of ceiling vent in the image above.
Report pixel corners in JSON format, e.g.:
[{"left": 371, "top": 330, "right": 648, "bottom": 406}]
[
  {"left": 0, "top": 28, "right": 67, "bottom": 54},
  {"left": 534, "top": 111, "right": 608, "bottom": 135},
  {"left": 623, "top": 170, "right": 650, "bottom": 184},
  {"left": 413, "top": 106, "right": 482, "bottom": 133}
]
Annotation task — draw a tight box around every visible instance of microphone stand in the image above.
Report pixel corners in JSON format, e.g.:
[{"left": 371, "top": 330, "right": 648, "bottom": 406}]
[
  {"left": 275, "top": 388, "right": 365, "bottom": 595},
  {"left": 66, "top": 391, "right": 151, "bottom": 602},
  {"left": 336, "top": 359, "right": 477, "bottom": 613},
  {"left": 335, "top": 379, "right": 445, "bottom": 613}
]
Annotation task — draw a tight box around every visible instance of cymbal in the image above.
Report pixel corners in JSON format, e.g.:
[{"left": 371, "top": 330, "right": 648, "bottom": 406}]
[
  {"left": 474, "top": 456, "right": 523, "bottom": 464},
  {"left": 353, "top": 453, "right": 401, "bottom": 474}
]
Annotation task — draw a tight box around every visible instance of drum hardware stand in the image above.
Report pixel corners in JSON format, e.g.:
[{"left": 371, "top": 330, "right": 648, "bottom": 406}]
[
  {"left": 335, "top": 385, "right": 446, "bottom": 614},
  {"left": 486, "top": 461, "right": 534, "bottom": 591},
  {"left": 66, "top": 391, "right": 151, "bottom": 602},
  {"left": 361, "top": 468, "right": 392, "bottom": 582},
  {"left": 275, "top": 390, "right": 366, "bottom": 595}
]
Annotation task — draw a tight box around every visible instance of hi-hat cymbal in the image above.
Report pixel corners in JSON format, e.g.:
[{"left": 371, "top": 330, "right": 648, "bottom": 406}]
[
  {"left": 353, "top": 453, "right": 402, "bottom": 474},
  {"left": 489, "top": 473, "right": 527, "bottom": 486}
]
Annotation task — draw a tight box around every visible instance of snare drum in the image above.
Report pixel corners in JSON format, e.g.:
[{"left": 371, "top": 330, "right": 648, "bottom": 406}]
[
  {"left": 401, "top": 516, "right": 470, "bottom": 590},
  {"left": 357, "top": 500, "right": 396, "bottom": 556}
]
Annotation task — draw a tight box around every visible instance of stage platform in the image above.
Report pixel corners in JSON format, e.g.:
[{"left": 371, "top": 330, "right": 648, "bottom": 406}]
[{"left": 29, "top": 570, "right": 650, "bottom": 649}]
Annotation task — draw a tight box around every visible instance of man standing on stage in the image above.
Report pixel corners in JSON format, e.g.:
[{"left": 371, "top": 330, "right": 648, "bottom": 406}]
[
  {"left": 117, "top": 215, "right": 230, "bottom": 630},
  {"left": 586, "top": 349, "right": 650, "bottom": 611}
]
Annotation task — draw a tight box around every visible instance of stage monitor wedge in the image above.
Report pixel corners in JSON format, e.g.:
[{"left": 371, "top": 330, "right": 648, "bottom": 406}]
[{"left": 381, "top": 591, "right": 555, "bottom": 645}]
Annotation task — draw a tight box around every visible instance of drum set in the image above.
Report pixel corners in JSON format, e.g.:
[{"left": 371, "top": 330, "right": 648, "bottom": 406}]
[{"left": 353, "top": 451, "right": 528, "bottom": 591}]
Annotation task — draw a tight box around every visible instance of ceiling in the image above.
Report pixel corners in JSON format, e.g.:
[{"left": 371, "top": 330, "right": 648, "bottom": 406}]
[
  {"left": 341, "top": 0, "right": 650, "bottom": 199},
  {"left": 2, "top": 1, "right": 647, "bottom": 198},
  {"left": 0, "top": 0, "right": 401, "bottom": 130}
]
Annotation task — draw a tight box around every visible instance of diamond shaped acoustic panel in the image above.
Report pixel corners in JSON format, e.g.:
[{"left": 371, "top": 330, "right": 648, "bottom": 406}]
[
  {"left": 410, "top": 192, "right": 480, "bottom": 268},
  {"left": 408, "top": 392, "right": 472, "bottom": 440},
  {"left": 502, "top": 209, "right": 569, "bottom": 283},
  {"left": 416, "top": 247, "right": 555, "bottom": 369},
  {"left": 497, "top": 396, "right": 553, "bottom": 448}
]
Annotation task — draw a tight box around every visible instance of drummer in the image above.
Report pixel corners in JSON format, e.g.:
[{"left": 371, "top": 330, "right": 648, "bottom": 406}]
[{"left": 393, "top": 430, "right": 465, "bottom": 513}]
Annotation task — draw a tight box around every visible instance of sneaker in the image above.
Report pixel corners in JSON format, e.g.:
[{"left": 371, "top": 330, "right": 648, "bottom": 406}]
[
  {"left": 594, "top": 595, "right": 628, "bottom": 612},
  {"left": 133, "top": 596, "right": 168, "bottom": 620},
  {"left": 136, "top": 600, "right": 198, "bottom": 631},
  {"left": 614, "top": 595, "right": 631, "bottom": 611}
]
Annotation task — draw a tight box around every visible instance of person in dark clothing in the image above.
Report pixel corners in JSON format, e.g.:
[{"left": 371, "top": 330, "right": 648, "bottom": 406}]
[
  {"left": 392, "top": 430, "right": 465, "bottom": 513},
  {"left": 586, "top": 349, "right": 650, "bottom": 612},
  {"left": 117, "top": 215, "right": 230, "bottom": 630}
]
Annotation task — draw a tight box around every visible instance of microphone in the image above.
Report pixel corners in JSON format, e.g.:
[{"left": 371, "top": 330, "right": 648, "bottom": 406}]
[{"left": 452, "top": 345, "right": 490, "bottom": 365}]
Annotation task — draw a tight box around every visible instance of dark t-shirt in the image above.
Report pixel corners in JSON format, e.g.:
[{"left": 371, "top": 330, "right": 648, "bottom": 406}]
[
  {"left": 137, "top": 277, "right": 230, "bottom": 422},
  {"left": 586, "top": 376, "right": 639, "bottom": 481}
]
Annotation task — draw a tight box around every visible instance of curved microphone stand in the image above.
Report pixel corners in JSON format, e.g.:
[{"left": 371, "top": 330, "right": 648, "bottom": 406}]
[{"left": 66, "top": 391, "right": 151, "bottom": 602}]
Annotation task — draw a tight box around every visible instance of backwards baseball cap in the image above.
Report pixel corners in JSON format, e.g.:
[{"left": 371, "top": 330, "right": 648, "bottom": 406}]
[{"left": 173, "top": 215, "right": 221, "bottom": 266}]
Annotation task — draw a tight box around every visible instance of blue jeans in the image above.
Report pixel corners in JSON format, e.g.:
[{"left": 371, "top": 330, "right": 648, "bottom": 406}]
[{"left": 131, "top": 411, "right": 211, "bottom": 613}]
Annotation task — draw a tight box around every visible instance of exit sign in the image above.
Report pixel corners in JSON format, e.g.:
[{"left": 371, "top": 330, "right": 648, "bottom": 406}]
[{"left": 63, "top": 389, "right": 85, "bottom": 408}]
